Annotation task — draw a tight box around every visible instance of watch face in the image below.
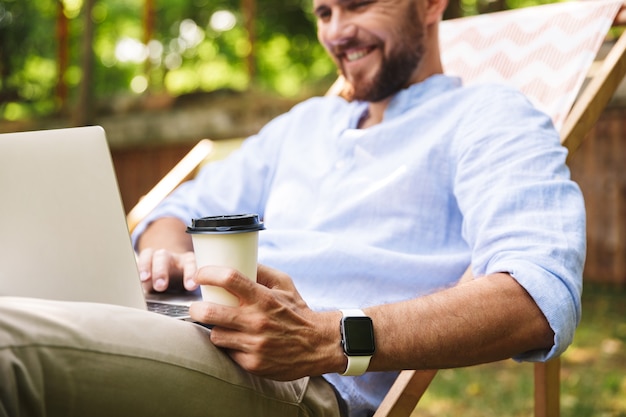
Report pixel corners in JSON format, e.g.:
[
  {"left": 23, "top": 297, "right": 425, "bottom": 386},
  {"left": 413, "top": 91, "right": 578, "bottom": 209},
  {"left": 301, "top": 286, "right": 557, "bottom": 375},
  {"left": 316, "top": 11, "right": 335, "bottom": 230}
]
[{"left": 342, "top": 316, "right": 375, "bottom": 356}]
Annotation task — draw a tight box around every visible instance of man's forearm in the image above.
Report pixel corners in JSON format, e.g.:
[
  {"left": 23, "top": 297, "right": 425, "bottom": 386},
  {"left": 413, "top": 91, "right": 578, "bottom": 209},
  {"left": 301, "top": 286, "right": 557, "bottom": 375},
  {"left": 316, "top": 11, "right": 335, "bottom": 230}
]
[
  {"left": 364, "top": 273, "right": 554, "bottom": 371},
  {"left": 137, "top": 217, "right": 194, "bottom": 253}
]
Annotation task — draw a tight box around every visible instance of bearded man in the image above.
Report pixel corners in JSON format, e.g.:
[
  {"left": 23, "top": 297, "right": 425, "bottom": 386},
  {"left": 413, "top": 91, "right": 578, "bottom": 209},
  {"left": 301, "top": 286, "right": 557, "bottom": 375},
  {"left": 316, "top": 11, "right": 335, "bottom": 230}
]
[{"left": 0, "top": 0, "right": 584, "bottom": 416}]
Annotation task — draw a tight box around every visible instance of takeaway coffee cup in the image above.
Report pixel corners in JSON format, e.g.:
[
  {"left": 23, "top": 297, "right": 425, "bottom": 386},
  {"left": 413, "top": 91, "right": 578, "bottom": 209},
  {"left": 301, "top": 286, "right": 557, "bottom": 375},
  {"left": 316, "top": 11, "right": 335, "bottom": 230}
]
[{"left": 186, "top": 214, "right": 265, "bottom": 306}]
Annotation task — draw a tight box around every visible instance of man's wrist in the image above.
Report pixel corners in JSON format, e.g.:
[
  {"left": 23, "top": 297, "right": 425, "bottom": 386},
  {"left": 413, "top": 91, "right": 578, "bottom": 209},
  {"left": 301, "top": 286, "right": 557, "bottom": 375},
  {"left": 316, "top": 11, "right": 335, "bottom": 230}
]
[
  {"left": 310, "top": 310, "right": 349, "bottom": 376},
  {"left": 137, "top": 217, "right": 192, "bottom": 252}
]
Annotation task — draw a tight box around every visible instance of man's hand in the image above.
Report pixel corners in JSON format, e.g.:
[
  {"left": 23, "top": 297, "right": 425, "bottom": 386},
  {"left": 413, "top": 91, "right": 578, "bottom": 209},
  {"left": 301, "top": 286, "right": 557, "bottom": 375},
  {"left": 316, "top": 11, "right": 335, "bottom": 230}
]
[
  {"left": 189, "top": 264, "right": 345, "bottom": 381},
  {"left": 136, "top": 248, "right": 198, "bottom": 292},
  {"left": 136, "top": 217, "right": 197, "bottom": 293}
]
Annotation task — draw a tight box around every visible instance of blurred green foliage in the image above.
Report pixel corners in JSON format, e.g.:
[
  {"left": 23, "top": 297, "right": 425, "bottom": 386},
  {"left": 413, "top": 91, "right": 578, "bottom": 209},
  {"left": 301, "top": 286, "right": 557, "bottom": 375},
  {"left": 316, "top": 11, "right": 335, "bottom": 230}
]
[
  {"left": 0, "top": 0, "right": 57, "bottom": 119},
  {"left": 0, "top": 0, "right": 553, "bottom": 121}
]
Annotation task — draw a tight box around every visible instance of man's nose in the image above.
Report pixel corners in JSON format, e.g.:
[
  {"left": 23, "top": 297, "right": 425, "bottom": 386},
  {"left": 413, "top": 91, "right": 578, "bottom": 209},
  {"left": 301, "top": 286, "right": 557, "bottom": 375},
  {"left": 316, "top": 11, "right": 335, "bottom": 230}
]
[{"left": 323, "top": 12, "right": 357, "bottom": 46}]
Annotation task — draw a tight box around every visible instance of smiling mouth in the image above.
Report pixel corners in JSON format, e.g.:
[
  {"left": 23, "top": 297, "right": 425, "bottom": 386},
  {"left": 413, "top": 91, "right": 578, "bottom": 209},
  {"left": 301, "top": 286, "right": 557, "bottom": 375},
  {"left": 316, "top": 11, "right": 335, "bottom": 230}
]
[{"left": 343, "top": 46, "right": 375, "bottom": 63}]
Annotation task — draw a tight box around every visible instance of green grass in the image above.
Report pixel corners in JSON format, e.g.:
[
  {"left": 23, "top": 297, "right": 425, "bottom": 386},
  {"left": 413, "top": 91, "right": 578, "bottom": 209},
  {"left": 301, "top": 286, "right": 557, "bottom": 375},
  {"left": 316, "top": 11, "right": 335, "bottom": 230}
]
[{"left": 411, "top": 283, "right": 626, "bottom": 416}]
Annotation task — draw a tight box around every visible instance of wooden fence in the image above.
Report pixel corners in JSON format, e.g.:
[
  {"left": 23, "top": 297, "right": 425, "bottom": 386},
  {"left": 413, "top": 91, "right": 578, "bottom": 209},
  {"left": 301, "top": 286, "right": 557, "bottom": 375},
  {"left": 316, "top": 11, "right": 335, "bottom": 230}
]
[
  {"left": 569, "top": 107, "right": 626, "bottom": 286},
  {"left": 112, "top": 143, "right": 193, "bottom": 215},
  {"left": 112, "top": 107, "right": 626, "bottom": 287}
]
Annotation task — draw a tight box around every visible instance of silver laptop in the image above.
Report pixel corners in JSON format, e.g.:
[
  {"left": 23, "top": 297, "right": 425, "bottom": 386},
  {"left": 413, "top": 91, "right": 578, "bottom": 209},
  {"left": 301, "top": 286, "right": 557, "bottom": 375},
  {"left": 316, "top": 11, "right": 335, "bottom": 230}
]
[{"left": 0, "top": 126, "right": 198, "bottom": 319}]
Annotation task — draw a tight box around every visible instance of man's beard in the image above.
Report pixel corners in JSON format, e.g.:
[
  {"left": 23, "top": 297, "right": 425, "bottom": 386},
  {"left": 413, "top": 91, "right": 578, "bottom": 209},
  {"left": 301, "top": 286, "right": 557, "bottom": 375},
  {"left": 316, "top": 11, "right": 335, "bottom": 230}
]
[{"left": 340, "top": 10, "right": 425, "bottom": 102}]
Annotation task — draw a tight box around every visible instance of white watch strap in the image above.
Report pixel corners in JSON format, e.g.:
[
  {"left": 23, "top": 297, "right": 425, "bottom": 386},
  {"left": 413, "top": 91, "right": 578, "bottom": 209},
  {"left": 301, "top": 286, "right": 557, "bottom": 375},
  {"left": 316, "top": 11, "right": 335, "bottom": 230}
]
[
  {"left": 343, "top": 354, "right": 372, "bottom": 376},
  {"left": 341, "top": 308, "right": 366, "bottom": 317},
  {"left": 340, "top": 309, "right": 373, "bottom": 376}
]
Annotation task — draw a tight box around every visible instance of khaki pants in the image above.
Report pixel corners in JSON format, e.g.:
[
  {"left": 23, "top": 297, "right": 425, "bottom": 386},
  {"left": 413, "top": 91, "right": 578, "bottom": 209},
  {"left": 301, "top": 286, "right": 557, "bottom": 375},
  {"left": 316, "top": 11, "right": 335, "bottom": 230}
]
[{"left": 0, "top": 297, "right": 342, "bottom": 417}]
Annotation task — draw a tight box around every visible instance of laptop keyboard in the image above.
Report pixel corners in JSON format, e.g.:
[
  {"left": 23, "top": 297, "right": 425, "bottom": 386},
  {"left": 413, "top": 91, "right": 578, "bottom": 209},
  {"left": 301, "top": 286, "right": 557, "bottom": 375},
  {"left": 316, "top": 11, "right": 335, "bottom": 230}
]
[{"left": 147, "top": 301, "right": 190, "bottom": 318}]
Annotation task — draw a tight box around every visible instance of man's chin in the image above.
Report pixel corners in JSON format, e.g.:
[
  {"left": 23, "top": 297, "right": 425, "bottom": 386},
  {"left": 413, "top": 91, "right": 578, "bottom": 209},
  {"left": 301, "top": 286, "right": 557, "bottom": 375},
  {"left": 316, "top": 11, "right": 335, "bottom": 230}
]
[
  {"left": 339, "top": 72, "right": 401, "bottom": 102},
  {"left": 345, "top": 76, "right": 378, "bottom": 101},
  {"left": 352, "top": 84, "right": 397, "bottom": 103}
]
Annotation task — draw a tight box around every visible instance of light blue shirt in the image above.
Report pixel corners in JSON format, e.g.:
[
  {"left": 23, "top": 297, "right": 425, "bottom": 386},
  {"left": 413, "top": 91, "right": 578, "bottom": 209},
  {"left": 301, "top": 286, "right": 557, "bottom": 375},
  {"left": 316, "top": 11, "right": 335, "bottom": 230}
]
[{"left": 132, "top": 75, "right": 585, "bottom": 417}]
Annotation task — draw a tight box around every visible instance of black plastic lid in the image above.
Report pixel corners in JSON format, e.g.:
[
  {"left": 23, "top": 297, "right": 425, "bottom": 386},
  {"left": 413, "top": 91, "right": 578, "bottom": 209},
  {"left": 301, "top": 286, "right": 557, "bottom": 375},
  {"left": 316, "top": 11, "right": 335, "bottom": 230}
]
[{"left": 186, "top": 214, "right": 265, "bottom": 234}]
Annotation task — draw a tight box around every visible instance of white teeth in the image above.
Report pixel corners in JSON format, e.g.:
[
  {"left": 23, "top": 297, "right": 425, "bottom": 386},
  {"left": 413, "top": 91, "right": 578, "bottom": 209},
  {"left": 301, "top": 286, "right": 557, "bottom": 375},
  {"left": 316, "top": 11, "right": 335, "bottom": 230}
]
[{"left": 346, "top": 49, "right": 368, "bottom": 62}]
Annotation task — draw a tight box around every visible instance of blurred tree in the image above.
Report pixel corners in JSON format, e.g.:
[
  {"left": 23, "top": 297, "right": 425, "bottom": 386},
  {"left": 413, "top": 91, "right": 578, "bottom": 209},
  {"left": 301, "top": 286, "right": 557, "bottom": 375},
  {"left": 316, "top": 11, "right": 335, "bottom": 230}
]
[
  {"left": 56, "top": 0, "right": 69, "bottom": 114},
  {"left": 241, "top": 0, "right": 256, "bottom": 80},
  {"left": 0, "top": 0, "right": 556, "bottom": 122},
  {"left": 0, "top": 0, "right": 57, "bottom": 120},
  {"left": 73, "top": 0, "right": 96, "bottom": 126}
]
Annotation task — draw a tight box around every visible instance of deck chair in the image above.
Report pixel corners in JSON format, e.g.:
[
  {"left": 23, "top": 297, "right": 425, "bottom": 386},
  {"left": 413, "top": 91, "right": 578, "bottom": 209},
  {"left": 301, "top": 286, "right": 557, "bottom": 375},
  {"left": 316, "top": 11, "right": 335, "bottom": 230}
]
[{"left": 126, "top": 1, "right": 626, "bottom": 416}]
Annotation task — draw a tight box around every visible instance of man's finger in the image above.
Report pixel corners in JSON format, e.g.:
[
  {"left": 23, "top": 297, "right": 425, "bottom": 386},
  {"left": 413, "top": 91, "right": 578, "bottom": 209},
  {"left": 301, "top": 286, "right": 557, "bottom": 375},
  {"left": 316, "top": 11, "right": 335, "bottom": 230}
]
[
  {"left": 189, "top": 301, "right": 241, "bottom": 329},
  {"left": 181, "top": 252, "right": 199, "bottom": 290},
  {"left": 150, "top": 249, "right": 172, "bottom": 292},
  {"left": 136, "top": 248, "right": 154, "bottom": 281},
  {"left": 256, "top": 264, "right": 296, "bottom": 291},
  {"left": 136, "top": 249, "right": 157, "bottom": 292},
  {"left": 193, "top": 265, "right": 257, "bottom": 302}
]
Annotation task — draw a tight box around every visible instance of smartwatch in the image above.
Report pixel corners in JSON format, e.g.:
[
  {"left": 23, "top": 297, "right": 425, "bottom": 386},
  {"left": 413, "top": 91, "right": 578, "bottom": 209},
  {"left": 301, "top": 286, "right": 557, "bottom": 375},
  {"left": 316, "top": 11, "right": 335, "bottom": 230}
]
[{"left": 339, "top": 309, "right": 375, "bottom": 376}]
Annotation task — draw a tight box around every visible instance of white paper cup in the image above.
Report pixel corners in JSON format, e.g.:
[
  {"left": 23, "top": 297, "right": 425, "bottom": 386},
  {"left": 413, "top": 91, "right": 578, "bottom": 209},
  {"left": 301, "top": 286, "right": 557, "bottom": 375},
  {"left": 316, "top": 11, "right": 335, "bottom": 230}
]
[{"left": 186, "top": 214, "right": 265, "bottom": 306}]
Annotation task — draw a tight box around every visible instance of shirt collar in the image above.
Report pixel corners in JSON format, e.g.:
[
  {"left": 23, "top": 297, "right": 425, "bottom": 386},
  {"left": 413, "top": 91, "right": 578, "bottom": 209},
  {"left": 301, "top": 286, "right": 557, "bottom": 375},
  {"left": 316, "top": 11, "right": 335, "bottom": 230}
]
[
  {"left": 385, "top": 74, "right": 462, "bottom": 120},
  {"left": 346, "top": 74, "right": 462, "bottom": 129}
]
